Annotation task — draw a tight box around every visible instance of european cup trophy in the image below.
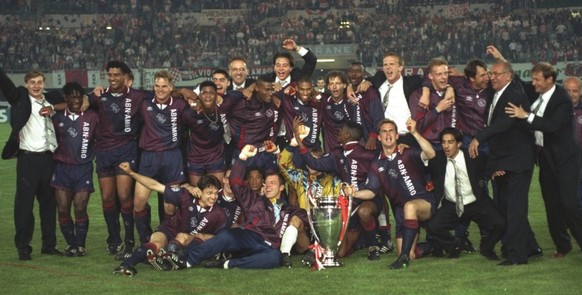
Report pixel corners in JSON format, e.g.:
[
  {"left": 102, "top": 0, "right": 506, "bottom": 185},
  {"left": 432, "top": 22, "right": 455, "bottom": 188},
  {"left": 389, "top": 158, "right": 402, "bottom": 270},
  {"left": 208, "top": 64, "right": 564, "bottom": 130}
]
[{"left": 306, "top": 182, "right": 352, "bottom": 268}]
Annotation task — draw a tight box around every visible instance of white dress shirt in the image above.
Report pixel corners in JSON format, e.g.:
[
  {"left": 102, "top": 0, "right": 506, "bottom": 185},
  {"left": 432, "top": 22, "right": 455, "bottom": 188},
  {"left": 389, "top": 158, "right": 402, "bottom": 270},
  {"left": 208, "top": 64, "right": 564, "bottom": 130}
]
[{"left": 444, "top": 150, "right": 476, "bottom": 206}]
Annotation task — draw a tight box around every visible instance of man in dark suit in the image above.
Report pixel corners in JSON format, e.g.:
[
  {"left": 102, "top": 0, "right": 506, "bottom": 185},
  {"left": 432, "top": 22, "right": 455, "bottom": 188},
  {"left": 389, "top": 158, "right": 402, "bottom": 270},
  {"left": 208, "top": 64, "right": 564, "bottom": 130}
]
[
  {"left": 469, "top": 61, "right": 541, "bottom": 266},
  {"left": 267, "top": 39, "right": 317, "bottom": 92},
  {"left": 0, "top": 67, "right": 63, "bottom": 260},
  {"left": 226, "top": 57, "right": 256, "bottom": 91},
  {"left": 427, "top": 128, "right": 505, "bottom": 260},
  {"left": 505, "top": 62, "right": 582, "bottom": 258},
  {"left": 370, "top": 53, "right": 422, "bottom": 146}
]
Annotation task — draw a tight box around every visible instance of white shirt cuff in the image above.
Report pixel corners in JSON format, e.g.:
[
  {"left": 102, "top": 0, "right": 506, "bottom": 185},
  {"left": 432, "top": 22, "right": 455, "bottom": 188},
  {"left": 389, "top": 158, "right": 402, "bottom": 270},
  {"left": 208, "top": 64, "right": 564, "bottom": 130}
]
[
  {"left": 527, "top": 113, "right": 535, "bottom": 123},
  {"left": 297, "top": 47, "right": 308, "bottom": 56}
]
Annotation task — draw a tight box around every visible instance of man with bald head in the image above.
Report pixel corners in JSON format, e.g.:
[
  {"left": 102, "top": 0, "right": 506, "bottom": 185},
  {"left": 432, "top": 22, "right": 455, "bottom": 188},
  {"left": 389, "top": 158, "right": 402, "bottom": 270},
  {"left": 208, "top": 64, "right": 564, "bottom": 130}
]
[{"left": 469, "top": 59, "right": 541, "bottom": 266}]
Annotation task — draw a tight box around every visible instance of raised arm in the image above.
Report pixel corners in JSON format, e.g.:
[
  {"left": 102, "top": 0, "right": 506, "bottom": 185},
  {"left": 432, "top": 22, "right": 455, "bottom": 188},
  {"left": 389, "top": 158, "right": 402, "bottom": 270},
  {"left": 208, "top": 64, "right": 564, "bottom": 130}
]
[{"left": 118, "top": 162, "right": 165, "bottom": 193}]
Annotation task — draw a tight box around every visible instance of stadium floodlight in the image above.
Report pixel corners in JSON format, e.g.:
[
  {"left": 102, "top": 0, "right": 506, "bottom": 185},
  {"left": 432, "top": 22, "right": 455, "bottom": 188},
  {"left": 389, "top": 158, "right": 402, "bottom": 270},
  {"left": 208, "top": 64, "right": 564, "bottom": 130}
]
[{"left": 318, "top": 59, "right": 336, "bottom": 63}]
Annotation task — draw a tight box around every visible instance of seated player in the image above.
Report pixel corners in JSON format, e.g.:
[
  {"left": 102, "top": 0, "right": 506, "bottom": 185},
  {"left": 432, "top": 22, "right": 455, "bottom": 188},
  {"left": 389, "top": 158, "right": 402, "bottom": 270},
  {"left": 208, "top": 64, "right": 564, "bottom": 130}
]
[
  {"left": 168, "top": 143, "right": 307, "bottom": 269},
  {"left": 113, "top": 163, "right": 226, "bottom": 277},
  {"left": 50, "top": 82, "right": 99, "bottom": 257},
  {"left": 354, "top": 118, "right": 436, "bottom": 270}
]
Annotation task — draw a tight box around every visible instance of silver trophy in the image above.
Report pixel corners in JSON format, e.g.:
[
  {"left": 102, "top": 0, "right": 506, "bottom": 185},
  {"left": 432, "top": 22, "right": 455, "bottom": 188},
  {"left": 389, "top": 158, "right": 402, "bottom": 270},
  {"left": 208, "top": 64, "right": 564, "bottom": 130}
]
[{"left": 306, "top": 183, "right": 352, "bottom": 268}]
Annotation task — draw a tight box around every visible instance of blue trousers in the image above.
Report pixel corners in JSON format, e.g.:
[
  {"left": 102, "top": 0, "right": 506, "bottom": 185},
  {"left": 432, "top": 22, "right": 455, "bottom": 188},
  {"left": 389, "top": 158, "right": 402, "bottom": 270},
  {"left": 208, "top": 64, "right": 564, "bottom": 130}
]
[{"left": 187, "top": 228, "right": 281, "bottom": 269}]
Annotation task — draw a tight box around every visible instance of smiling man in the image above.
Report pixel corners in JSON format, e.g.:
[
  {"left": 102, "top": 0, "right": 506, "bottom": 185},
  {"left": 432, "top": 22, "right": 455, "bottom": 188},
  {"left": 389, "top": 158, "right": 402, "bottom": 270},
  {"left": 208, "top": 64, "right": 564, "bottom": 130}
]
[
  {"left": 113, "top": 163, "right": 226, "bottom": 276},
  {"left": 505, "top": 62, "right": 582, "bottom": 259},
  {"left": 1, "top": 67, "right": 65, "bottom": 260},
  {"left": 427, "top": 128, "right": 504, "bottom": 261},
  {"left": 410, "top": 58, "right": 456, "bottom": 145},
  {"left": 132, "top": 70, "right": 199, "bottom": 245},
  {"left": 50, "top": 82, "right": 99, "bottom": 257}
]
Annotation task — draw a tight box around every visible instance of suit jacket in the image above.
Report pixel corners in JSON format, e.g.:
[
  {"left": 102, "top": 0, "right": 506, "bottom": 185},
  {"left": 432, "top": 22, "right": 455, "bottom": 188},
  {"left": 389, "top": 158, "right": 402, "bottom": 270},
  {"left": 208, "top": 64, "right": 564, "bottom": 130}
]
[
  {"left": 429, "top": 149, "right": 487, "bottom": 206},
  {"left": 370, "top": 71, "right": 423, "bottom": 101},
  {"left": 0, "top": 68, "right": 62, "bottom": 159},
  {"left": 265, "top": 49, "right": 318, "bottom": 82},
  {"left": 226, "top": 78, "right": 256, "bottom": 92},
  {"left": 529, "top": 85, "right": 582, "bottom": 171},
  {"left": 475, "top": 79, "right": 535, "bottom": 174}
]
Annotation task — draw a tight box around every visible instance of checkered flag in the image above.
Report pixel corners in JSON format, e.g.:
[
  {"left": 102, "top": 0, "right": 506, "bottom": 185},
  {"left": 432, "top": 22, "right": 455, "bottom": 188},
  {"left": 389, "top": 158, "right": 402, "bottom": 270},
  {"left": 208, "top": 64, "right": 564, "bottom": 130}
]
[{"left": 169, "top": 67, "right": 181, "bottom": 83}]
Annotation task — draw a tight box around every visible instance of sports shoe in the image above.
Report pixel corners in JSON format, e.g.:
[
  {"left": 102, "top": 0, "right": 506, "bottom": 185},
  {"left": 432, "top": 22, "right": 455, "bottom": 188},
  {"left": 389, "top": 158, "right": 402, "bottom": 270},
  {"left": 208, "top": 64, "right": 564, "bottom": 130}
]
[
  {"left": 63, "top": 245, "right": 78, "bottom": 257},
  {"left": 281, "top": 253, "right": 292, "bottom": 268},
  {"left": 146, "top": 249, "right": 165, "bottom": 271},
  {"left": 114, "top": 248, "right": 134, "bottom": 261},
  {"left": 204, "top": 259, "right": 226, "bottom": 269},
  {"left": 113, "top": 265, "right": 137, "bottom": 277},
  {"left": 379, "top": 240, "right": 395, "bottom": 254},
  {"left": 389, "top": 255, "right": 410, "bottom": 270},
  {"left": 156, "top": 248, "right": 174, "bottom": 271},
  {"left": 368, "top": 246, "right": 381, "bottom": 261},
  {"left": 107, "top": 243, "right": 124, "bottom": 256},
  {"left": 166, "top": 252, "right": 188, "bottom": 270},
  {"left": 76, "top": 247, "right": 87, "bottom": 257},
  {"left": 301, "top": 250, "right": 316, "bottom": 267}
]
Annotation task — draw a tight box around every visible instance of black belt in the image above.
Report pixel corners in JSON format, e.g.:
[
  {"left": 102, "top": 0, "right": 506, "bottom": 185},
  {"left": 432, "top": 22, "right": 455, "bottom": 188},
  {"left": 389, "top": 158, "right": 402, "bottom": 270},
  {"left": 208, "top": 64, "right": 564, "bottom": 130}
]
[{"left": 20, "top": 150, "right": 52, "bottom": 156}]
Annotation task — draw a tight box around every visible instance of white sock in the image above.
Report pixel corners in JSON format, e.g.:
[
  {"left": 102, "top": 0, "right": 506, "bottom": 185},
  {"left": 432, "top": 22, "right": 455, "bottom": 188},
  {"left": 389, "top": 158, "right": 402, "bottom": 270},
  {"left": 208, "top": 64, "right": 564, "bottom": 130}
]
[
  {"left": 280, "top": 226, "right": 298, "bottom": 254},
  {"left": 223, "top": 260, "right": 230, "bottom": 269}
]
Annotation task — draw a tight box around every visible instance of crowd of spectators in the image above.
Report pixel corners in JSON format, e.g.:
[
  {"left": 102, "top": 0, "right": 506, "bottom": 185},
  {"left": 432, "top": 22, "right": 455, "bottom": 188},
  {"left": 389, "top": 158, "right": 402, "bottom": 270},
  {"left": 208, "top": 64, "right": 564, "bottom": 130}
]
[{"left": 0, "top": 0, "right": 581, "bottom": 72}]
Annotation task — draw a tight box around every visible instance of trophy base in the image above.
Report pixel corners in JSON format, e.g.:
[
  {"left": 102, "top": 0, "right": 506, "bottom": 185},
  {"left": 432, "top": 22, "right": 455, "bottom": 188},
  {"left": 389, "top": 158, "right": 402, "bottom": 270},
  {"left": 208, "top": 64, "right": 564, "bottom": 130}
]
[{"left": 320, "top": 256, "right": 344, "bottom": 267}]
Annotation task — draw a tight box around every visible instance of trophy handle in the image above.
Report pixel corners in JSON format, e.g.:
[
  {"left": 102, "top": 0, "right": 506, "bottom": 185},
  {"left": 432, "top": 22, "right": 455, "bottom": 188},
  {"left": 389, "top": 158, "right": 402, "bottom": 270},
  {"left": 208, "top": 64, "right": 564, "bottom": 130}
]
[
  {"left": 336, "top": 195, "right": 352, "bottom": 247},
  {"left": 306, "top": 183, "right": 321, "bottom": 243}
]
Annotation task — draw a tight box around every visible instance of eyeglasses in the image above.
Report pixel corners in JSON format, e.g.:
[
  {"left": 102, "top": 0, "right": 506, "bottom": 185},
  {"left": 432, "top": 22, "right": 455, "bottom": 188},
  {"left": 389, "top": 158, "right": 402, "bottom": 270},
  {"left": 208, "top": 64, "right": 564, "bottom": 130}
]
[
  {"left": 489, "top": 71, "right": 509, "bottom": 77},
  {"left": 230, "top": 67, "right": 247, "bottom": 72}
]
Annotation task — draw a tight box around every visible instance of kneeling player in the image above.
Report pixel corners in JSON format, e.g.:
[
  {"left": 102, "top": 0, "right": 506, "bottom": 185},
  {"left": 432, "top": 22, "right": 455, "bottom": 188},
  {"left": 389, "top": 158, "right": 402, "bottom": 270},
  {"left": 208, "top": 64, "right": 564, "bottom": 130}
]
[
  {"left": 50, "top": 82, "right": 99, "bottom": 257},
  {"left": 113, "top": 163, "right": 226, "bottom": 277},
  {"left": 354, "top": 119, "right": 436, "bottom": 270}
]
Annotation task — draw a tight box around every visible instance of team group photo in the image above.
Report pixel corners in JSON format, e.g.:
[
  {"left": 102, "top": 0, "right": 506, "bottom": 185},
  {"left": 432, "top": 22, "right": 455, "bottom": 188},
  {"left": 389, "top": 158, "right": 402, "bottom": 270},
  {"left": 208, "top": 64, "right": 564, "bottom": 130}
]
[{"left": 1, "top": 0, "right": 581, "bottom": 294}]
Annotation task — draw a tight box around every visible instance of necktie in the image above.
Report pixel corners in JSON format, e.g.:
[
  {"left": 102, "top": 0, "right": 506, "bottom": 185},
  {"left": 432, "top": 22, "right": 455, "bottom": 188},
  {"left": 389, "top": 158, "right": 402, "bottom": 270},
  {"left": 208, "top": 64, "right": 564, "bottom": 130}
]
[
  {"left": 382, "top": 84, "right": 393, "bottom": 109},
  {"left": 531, "top": 95, "right": 543, "bottom": 115},
  {"left": 36, "top": 99, "right": 58, "bottom": 152},
  {"left": 487, "top": 92, "right": 499, "bottom": 125},
  {"left": 449, "top": 158, "right": 464, "bottom": 217}
]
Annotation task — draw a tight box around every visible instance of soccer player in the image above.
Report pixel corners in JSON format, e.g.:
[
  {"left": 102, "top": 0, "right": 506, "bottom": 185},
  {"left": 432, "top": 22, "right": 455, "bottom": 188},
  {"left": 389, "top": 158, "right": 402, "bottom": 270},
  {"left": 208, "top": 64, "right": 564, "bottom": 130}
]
[
  {"left": 346, "top": 62, "right": 384, "bottom": 151},
  {"left": 50, "top": 82, "right": 99, "bottom": 257},
  {"left": 113, "top": 163, "right": 226, "bottom": 277},
  {"left": 409, "top": 58, "right": 456, "bottom": 146},
  {"left": 300, "top": 121, "right": 381, "bottom": 260},
  {"left": 170, "top": 146, "right": 307, "bottom": 269},
  {"left": 185, "top": 81, "right": 241, "bottom": 185},
  {"left": 89, "top": 61, "right": 151, "bottom": 256},
  {"left": 320, "top": 71, "right": 352, "bottom": 152},
  {"left": 132, "top": 70, "right": 198, "bottom": 244},
  {"left": 217, "top": 169, "right": 244, "bottom": 228},
  {"left": 355, "top": 118, "right": 436, "bottom": 270},
  {"left": 278, "top": 75, "right": 322, "bottom": 150},
  {"left": 226, "top": 75, "right": 282, "bottom": 172}
]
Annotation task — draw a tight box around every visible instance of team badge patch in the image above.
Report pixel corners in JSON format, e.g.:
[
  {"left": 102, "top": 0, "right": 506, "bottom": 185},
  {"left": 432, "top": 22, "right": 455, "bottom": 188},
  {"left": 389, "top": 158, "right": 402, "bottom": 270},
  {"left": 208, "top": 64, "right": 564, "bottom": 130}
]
[
  {"left": 156, "top": 113, "right": 167, "bottom": 124},
  {"left": 389, "top": 169, "right": 398, "bottom": 179},
  {"left": 110, "top": 103, "right": 120, "bottom": 113},
  {"left": 477, "top": 98, "right": 487, "bottom": 108},
  {"left": 578, "top": 116, "right": 582, "bottom": 125},
  {"left": 266, "top": 109, "right": 274, "bottom": 118},
  {"left": 67, "top": 127, "right": 78, "bottom": 138},
  {"left": 333, "top": 111, "right": 345, "bottom": 121}
]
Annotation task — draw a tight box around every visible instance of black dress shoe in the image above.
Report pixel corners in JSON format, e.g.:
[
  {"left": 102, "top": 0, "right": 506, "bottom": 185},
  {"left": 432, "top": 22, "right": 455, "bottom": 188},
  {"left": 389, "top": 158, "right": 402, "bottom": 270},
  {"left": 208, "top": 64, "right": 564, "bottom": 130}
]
[
  {"left": 527, "top": 248, "right": 543, "bottom": 259},
  {"left": 18, "top": 252, "right": 32, "bottom": 261},
  {"left": 497, "top": 259, "right": 525, "bottom": 266},
  {"left": 41, "top": 248, "right": 63, "bottom": 256},
  {"left": 480, "top": 250, "right": 500, "bottom": 261}
]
